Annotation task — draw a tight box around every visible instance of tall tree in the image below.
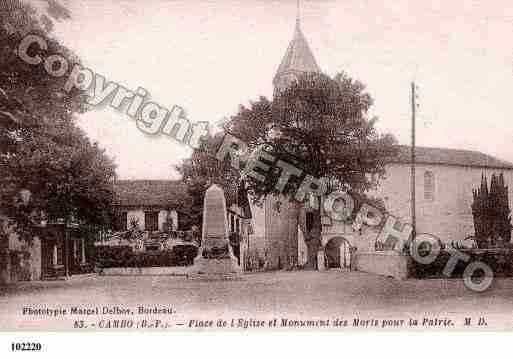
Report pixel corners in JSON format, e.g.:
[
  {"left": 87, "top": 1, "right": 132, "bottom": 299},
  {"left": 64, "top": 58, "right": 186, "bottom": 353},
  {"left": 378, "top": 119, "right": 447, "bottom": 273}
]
[
  {"left": 0, "top": 0, "right": 116, "bottom": 284},
  {"left": 224, "top": 72, "right": 397, "bottom": 268},
  {"left": 472, "top": 173, "right": 511, "bottom": 248},
  {"left": 176, "top": 132, "right": 241, "bottom": 230}
]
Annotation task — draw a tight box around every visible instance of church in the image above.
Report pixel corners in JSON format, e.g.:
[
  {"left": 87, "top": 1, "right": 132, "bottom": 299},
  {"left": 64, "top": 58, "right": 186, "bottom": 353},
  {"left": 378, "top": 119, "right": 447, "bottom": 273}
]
[{"left": 244, "top": 16, "right": 513, "bottom": 275}]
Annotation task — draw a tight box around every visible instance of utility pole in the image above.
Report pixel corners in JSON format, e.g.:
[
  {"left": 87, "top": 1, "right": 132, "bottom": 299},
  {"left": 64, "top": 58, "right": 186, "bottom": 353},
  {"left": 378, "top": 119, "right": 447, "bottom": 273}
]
[{"left": 411, "top": 82, "right": 417, "bottom": 239}]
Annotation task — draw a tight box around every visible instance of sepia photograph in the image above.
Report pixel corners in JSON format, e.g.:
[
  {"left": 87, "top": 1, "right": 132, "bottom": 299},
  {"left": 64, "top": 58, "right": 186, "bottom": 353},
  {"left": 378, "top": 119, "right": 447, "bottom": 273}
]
[{"left": 1, "top": 0, "right": 513, "bottom": 347}]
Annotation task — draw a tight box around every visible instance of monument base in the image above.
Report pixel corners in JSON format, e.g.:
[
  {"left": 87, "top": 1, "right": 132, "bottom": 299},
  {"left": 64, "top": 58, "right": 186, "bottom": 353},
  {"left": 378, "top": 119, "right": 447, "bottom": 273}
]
[
  {"left": 188, "top": 254, "right": 242, "bottom": 280},
  {"left": 190, "top": 184, "right": 243, "bottom": 281}
]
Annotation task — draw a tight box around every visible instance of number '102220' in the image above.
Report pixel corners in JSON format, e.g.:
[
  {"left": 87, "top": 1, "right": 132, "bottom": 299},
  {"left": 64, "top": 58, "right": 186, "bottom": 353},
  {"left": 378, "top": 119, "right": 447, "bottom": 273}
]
[{"left": 11, "top": 342, "right": 42, "bottom": 351}]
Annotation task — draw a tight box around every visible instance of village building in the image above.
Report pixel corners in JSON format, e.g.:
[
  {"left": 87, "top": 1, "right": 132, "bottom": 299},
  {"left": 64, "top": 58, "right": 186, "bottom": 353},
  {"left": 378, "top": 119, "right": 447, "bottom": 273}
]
[
  {"left": 4, "top": 218, "right": 96, "bottom": 282},
  {"left": 226, "top": 184, "right": 253, "bottom": 269},
  {"left": 112, "top": 180, "right": 183, "bottom": 232},
  {"left": 3, "top": 179, "right": 254, "bottom": 282},
  {"left": 3, "top": 15, "right": 512, "bottom": 282},
  {"left": 112, "top": 180, "right": 253, "bottom": 268},
  {"left": 248, "top": 17, "right": 513, "bottom": 273}
]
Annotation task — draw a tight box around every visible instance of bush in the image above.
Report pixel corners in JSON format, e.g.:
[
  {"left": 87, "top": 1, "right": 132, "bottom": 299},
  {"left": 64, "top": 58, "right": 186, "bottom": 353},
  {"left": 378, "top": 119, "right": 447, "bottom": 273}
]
[
  {"left": 172, "top": 245, "right": 198, "bottom": 266},
  {"left": 95, "top": 245, "right": 198, "bottom": 268},
  {"left": 95, "top": 246, "right": 133, "bottom": 268},
  {"left": 410, "top": 249, "right": 513, "bottom": 278}
]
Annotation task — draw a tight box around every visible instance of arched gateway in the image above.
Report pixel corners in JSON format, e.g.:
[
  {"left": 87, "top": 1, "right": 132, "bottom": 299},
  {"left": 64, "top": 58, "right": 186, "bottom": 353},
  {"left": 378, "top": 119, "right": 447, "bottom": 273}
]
[{"left": 323, "top": 236, "right": 352, "bottom": 269}]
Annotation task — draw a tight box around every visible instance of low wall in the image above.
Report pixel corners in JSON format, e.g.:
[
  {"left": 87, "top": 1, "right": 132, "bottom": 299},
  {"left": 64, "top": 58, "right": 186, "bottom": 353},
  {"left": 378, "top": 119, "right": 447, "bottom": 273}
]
[
  {"left": 353, "top": 251, "right": 410, "bottom": 280},
  {"left": 410, "top": 249, "right": 513, "bottom": 278},
  {"left": 100, "top": 267, "right": 189, "bottom": 276}
]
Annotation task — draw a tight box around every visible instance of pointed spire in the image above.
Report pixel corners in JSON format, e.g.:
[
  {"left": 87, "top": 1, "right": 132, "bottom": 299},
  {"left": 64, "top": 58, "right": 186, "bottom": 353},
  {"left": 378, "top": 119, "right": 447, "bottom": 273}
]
[
  {"left": 296, "top": 0, "right": 300, "bottom": 24},
  {"left": 273, "top": 1, "right": 321, "bottom": 92}
]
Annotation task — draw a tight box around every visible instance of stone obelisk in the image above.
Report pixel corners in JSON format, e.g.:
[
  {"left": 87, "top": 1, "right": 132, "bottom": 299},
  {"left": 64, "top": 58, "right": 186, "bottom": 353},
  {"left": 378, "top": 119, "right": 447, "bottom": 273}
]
[{"left": 188, "top": 184, "right": 241, "bottom": 279}]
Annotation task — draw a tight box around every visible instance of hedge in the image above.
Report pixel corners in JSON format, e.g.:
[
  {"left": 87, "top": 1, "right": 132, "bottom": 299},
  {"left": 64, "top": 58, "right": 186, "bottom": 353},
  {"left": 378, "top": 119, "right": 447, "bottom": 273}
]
[
  {"left": 95, "top": 245, "right": 198, "bottom": 268},
  {"left": 409, "top": 249, "right": 513, "bottom": 279}
]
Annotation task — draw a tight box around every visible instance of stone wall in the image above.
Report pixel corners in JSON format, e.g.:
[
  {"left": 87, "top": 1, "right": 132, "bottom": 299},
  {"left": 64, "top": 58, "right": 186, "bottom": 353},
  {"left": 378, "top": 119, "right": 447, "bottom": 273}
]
[
  {"left": 321, "top": 219, "right": 380, "bottom": 253},
  {"left": 8, "top": 231, "right": 42, "bottom": 281},
  {"left": 247, "top": 164, "right": 513, "bottom": 272},
  {"left": 353, "top": 252, "right": 411, "bottom": 280},
  {"left": 264, "top": 195, "right": 299, "bottom": 269},
  {"left": 28, "top": 237, "right": 41, "bottom": 280},
  {"left": 371, "top": 164, "right": 513, "bottom": 244},
  {"left": 247, "top": 202, "right": 267, "bottom": 267}
]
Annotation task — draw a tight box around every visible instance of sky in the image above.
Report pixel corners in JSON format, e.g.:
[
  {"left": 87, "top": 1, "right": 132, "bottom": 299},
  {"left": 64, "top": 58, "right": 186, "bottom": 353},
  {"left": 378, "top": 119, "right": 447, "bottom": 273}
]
[{"left": 34, "top": 0, "right": 513, "bottom": 179}]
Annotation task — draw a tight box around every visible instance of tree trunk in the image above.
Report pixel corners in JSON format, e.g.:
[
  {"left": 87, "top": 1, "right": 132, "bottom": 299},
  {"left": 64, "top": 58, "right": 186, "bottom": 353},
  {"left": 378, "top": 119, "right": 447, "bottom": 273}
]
[
  {"left": 305, "top": 236, "right": 321, "bottom": 269},
  {"left": 300, "top": 206, "right": 322, "bottom": 270}
]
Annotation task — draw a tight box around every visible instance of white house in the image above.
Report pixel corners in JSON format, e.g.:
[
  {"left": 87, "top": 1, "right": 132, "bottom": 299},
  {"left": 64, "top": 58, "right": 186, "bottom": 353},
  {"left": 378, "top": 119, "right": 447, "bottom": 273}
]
[{"left": 112, "top": 180, "right": 182, "bottom": 232}]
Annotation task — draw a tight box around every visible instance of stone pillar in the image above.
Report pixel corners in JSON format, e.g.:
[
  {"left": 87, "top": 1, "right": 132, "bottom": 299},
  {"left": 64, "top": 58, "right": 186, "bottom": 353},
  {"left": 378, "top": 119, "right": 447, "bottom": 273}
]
[
  {"left": 317, "top": 250, "right": 326, "bottom": 271},
  {"left": 81, "top": 238, "right": 86, "bottom": 265},
  {"left": 53, "top": 244, "right": 58, "bottom": 266},
  {"left": 286, "top": 200, "right": 299, "bottom": 268},
  {"left": 73, "top": 239, "right": 77, "bottom": 266},
  {"left": 349, "top": 247, "right": 357, "bottom": 271},
  {"left": 189, "top": 184, "right": 241, "bottom": 278},
  {"left": 30, "top": 237, "right": 42, "bottom": 280},
  {"left": 240, "top": 236, "right": 245, "bottom": 272},
  {"left": 340, "top": 245, "right": 345, "bottom": 268},
  {"left": 63, "top": 226, "right": 69, "bottom": 278}
]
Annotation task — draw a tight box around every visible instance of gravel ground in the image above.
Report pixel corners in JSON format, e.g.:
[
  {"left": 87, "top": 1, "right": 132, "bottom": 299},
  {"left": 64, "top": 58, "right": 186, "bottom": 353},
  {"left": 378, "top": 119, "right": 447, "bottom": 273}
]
[{"left": 1, "top": 270, "right": 512, "bottom": 330}]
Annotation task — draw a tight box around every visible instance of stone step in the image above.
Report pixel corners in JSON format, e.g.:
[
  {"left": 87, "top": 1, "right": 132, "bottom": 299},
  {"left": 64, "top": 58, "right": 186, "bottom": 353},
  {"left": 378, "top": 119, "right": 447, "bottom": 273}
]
[{"left": 187, "top": 273, "right": 243, "bottom": 281}]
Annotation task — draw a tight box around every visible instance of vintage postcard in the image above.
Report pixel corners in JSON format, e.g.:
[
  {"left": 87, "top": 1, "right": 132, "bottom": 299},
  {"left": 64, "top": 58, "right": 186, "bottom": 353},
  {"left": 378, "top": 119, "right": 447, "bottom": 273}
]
[{"left": 1, "top": 0, "right": 513, "bottom": 339}]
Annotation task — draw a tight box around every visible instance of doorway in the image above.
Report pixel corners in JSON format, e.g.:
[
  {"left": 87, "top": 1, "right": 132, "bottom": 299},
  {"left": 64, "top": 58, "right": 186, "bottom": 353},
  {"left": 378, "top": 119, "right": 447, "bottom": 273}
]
[{"left": 325, "top": 237, "right": 351, "bottom": 269}]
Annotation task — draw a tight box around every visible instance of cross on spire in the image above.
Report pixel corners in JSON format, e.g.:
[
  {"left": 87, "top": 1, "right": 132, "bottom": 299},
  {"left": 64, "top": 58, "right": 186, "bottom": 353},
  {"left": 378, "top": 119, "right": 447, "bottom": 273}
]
[{"left": 296, "top": 0, "right": 300, "bottom": 23}]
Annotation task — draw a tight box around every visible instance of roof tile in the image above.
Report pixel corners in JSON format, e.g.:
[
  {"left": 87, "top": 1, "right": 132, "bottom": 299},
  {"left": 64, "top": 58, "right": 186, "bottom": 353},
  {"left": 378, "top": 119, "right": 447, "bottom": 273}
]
[
  {"left": 391, "top": 146, "right": 513, "bottom": 169},
  {"left": 274, "top": 20, "right": 321, "bottom": 83},
  {"left": 113, "top": 180, "right": 186, "bottom": 208}
]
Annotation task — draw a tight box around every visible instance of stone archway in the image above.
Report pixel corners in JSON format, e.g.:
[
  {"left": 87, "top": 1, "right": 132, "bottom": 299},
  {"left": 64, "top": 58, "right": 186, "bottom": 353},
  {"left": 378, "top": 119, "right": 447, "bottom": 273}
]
[{"left": 324, "top": 236, "right": 351, "bottom": 269}]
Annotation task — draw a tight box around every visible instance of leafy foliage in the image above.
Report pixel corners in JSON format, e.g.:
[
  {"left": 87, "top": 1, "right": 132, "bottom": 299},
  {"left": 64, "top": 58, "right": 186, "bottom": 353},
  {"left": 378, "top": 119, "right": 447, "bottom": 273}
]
[
  {"left": 0, "top": 0, "right": 117, "bottom": 284},
  {"left": 472, "top": 173, "right": 511, "bottom": 248},
  {"left": 175, "top": 132, "right": 241, "bottom": 230},
  {"left": 410, "top": 249, "right": 513, "bottom": 279},
  {"left": 178, "top": 72, "right": 397, "bottom": 268},
  {"left": 95, "top": 246, "right": 197, "bottom": 268},
  {"left": 224, "top": 72, "right": 397, "bottom": 201},
  {"left": 222, "top": 72, "right": 397, "bottom": 267}
]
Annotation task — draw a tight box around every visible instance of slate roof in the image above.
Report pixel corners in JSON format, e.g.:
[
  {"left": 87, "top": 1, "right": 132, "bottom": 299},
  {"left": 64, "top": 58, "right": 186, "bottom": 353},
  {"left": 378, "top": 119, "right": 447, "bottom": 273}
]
[
  {"left": 113, "top": 180, "right": 252, "bottom": 218},
  {"left": 113, "top": 180, "right": 186, "bottom": 208},
  {"left": 273, "top": 19, "right": 321, "bottom": 84},
  {"left": 391, "top": 146, "right": 513, "bottom": 170}
]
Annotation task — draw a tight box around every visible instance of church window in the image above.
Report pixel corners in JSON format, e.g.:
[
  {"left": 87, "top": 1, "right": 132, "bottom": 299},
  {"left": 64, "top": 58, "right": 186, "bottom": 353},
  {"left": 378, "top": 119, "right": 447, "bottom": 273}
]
[{"left": 424, "top": 171, "right": 435, "bottom": 201}]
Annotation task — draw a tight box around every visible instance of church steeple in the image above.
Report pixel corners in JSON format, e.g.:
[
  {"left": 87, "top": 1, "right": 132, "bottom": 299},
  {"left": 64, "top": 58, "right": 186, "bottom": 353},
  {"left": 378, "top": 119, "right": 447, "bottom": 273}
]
[
  {"left": 273, "top": 2, "right": 321, "bottom": 94},
  {"left": 296, "top": 0, "right": 300, "bottom": 24}
]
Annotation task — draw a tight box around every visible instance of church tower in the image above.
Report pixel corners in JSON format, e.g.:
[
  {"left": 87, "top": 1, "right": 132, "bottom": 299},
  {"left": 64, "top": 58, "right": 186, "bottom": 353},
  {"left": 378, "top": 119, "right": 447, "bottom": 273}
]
[
  {"left": 264, "top": 5, "right": 322, "bottom": 269},
  {"left": 273, "top": 10, "right": 321, "bottom": 94}
]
